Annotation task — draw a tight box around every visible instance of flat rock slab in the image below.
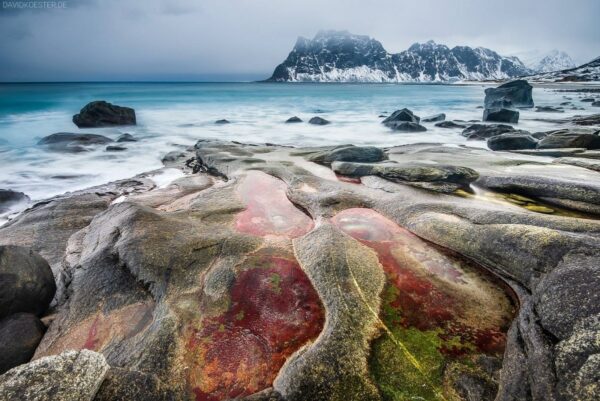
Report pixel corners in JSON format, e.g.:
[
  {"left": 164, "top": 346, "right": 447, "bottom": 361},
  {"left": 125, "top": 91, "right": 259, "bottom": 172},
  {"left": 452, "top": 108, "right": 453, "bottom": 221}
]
[{"left": 0, "top": 350, "right": 109, "bottom": 401}]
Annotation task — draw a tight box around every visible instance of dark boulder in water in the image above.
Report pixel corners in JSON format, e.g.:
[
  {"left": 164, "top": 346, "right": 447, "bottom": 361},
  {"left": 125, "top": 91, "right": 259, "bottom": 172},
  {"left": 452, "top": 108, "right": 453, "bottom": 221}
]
[
  {"left": 0, "top": 313, "right": 45, "bottom": 374},
  {"left": 435, "top": 121, "right": 466, "bottom": 129},
  {"left": 285, "top": 116, "right": 303, "bottom": 123},
  {"left": 461, "top": 124, "right": 520, "bottom": 139},
  {"left": 536, "top": 106, "right": 564, "bottom": 113},
  {"left": 387, "top": 121, "right": 427, "bottom": 132},
  {"left": 487, "top": 133, "right": 538, "bottom": 151},
  {"left": 215, "top": 119, "right": 231, "bottom": 124},
  {"left": 484, "top": 80, "right": 534, "bottom": 109},
  {"left": 72, "top": 101, "right": 136, "bottom": 128},
  {"left": 537, "top": 130, "right": 600, "bottom": 150},
  {"left": 307, "top": 145, "right": 387, "bottom": 166},
  {"left": 309, "top": 116, "right": 331, "bottom": 125},
  {"left": 0, "top": 190, "right": 29, "bottom": 214},
  {"left": 116, "top": 133, "right": 137, "bottom": 142},
  {"left": 592, "top": 101, "right": 600, "bottom": 107},
  {"left": 581, "top": 98, "right": 595, "bottom": 102},
  {"left": 382, "top": 108, "right": 420, "bottom": 126},
  {"left": 106, "top": 145, "right": 127, "bottom": 152},
  {"left": 421, "top": 113, "right": 446, "bottom": 123},
  {"left": 483, "top": 108, "right": 519, "bottom": 124},
  {"left": 37, "top": 132, "right": 113, "bottom": 153},
  {"left": 0, "top": 246, "right": 55, "bottom": 319}
]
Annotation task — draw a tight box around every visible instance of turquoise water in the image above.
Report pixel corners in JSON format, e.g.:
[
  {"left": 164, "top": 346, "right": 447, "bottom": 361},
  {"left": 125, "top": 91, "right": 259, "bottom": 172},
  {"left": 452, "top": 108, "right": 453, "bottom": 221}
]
[{"left": 0, "top": 82, "right": 586, "bottom": 206}]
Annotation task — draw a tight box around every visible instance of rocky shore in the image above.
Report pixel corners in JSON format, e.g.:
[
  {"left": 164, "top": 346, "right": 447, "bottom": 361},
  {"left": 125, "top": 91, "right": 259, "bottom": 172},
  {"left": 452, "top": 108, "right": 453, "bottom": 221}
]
[{"left": 1, "top": 88, "right": 600, "bottom": 401}]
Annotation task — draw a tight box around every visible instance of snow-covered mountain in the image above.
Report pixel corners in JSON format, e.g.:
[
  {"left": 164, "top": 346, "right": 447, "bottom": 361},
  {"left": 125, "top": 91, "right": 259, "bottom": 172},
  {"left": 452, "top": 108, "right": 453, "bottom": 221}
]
[
  {"left": 266, "top": 30, "right": 532, "bottom": 82},
  {"left": 516, "top": 50, "right": 577, "bottom": 73},
  {"left": 527, "top": 56, "right": 600, "bottom": 82}
]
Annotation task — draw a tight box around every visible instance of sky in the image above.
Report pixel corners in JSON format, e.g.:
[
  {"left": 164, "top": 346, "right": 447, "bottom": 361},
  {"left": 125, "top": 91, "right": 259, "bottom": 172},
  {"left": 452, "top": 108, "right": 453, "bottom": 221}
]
[{"left": 0, "top": 0, "right": 598, "bottom": 82}]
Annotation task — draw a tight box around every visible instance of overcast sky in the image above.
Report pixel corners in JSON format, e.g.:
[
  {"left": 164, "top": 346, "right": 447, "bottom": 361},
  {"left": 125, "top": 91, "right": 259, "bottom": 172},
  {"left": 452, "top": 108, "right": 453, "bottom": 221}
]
[{"left": 1, "top": 0, "right": 598, "bottom": 81}]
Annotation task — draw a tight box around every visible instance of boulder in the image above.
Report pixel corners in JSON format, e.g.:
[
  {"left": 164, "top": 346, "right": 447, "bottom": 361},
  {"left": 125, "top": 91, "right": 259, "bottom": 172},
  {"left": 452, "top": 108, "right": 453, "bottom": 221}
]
[
  {"left": 484, "top": 80, "right": 534, "bottom": 109},
  {"left": 116, "top": 133, "right": 137, "bottom": 143},
  {"left": 308, "top": 116, "right": 330, "bottom": 125},
  {"left": 570, "top": 114, "right": 600, "bottom": 126},
  {"left": 435, "top": 121, "right": 466, "bottom": 129},
  {"left": 94, "top": 367, "right": 174, "bottom": 401},
  {"left": 0, "top": 246, "right": 55, "bottom": 319},
  {"left": 461, "top": 124, "right": 518, "bottom": 139},
  {"left": 307, "top": 145, "right": 387, "bottom": 166},
  {"left": 387, "top": 121, "right": 427, "bottom": 132},
  {"left": 37, "top": 133, "right": 113, "bottom": 153},
  {"left": 382, "top": 108, "right": 420, "bottom": 126},
  {"left": 483, "top": 108, "right": 519, "bottom": 124},
  {"left": 0, "top": 190, "right": 29, "bottom": 214},
  {"left": 592, "top": 101, "right": 600, "bottom": 107},
  {"left": 72, "top": 101, "right": 136, "bottom": 128},
  {"left": 537, "top": 131, "right": 600, "bottom": 150},
  {"left": 0, "top": 350, "right": 109, "bottom": 401},
  {"left": 536, "top": 106, "right": 564, "bottom": 113},
  {"left": 105, "top": 145, "right": 127, "bottom": 152},
  {"left": 0, "top": 313, "right": 45, "bottom": 374},
  {"left": 581, "top": 98, "right": 595, "bottom": 102},
  {"left": 421, "top": 113, "right": 446, "bottom": 122},
  {"left": 487, "top": 133, "right": 538, "bottom": 151},
  {"left": 285, "top": 116, "right": 302, "bottom": 123},
  {"left": 215, "top": 119, "right": 230, "bottom": 124}
]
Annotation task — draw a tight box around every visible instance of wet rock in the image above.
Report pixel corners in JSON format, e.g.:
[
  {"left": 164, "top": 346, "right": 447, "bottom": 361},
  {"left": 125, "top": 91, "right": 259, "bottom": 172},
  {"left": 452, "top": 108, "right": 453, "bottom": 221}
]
[
  {"left": 554, "top": 157, "right": 600, "bottom": 172},
  {"left": 116, "top": 133, "right": 137, "bottom": 143},
  {"left": 0, "top": 245, "right": 55, "bottom": 319},
  {"left": 537, "top": 130, "right": 600, "bottom": 149},
  {"left": 308, "top": 116, "right": 330, "bottom": 125},
  {"left": 215, "top": 119, "right": 230, "bottom": 124},
  {"left": 382, "top": 108, "right": 420, "bottom": 126},
  {"left": 285, "top": 116, "right": 302, "bottom": 123},
  {"left": 73, "top": 101, "right": 136, "bottom": 128},
  {"left": 332, "top": 161, "right": 478, "bottom": 192},
  {"left": 484, "top": 80, "right": 534, "bottom": 109},
  {"left": 105, "top": 145, "right": 127, "bottom": 152},
  {"left": 0, "top": 190, "right": 29, "bottom": 214},
  {"left": 483, "top": 108, "right": 519, "bottom": 124},
  {"left": 592, "top": 101, "right": 600, "bottom": 107},
  {"left": 569, "top": 114, "right": 600, "bottom": 126},
  {"left": 421, "top": 113, "right": 446, "bottom": 122},
  {"left": 536, "top": 106, "right": 564, "bottom": 113},
  {"left": 510, "top": 148, "right": 586, "bottom": 157},
  {"left": 461, "top": 124, "right": 519, "bottom": 139},
  {"left": 435, "top": 120, "right": 466, "bottom": 129},
  {"left": 306, "top": 145, "right": 387, "bottom": 166},
  {"left": 581, "top": 98, "right": 595, "bottom": 102},
  {"left": 0, "top": 349, "right": 109, "bottom": 401},
  {"left": 38, "top": 133, "right": 114, "bottom": 153},
  {"left": 487, "top": 133, "right": 538, "bottom": 151},
  {"left": 386, "top": 121, "right": 427, "bottom": 132},
  {"left": 0, "top": 313, "right": 45, "bottom": 374}
]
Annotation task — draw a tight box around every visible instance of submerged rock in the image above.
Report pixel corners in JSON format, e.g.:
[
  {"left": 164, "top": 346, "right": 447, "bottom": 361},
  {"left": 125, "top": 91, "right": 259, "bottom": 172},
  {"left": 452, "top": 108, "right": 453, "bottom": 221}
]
[
  {"left": 536, "top": 106, "right": 564, "bottom": 113},
  {"left": 308, "top": 116, "right": 330, "bottom": 125},
  {"left": 116, "top": 133, "right": 137, "bottom": 142},
  {"left": 38, "top": 133, "right": 113, "bottom": 153},
  {"left": 461, "top": 124, "right": 519, "bottom": 139},
  {"left": 72, "top": 101, "right": 136, "bottom": 128},
  {"left": 215, "top": 119, "right": 231, "bottom": 124},
  {"left": 484, "top": 80, "right": 534, "bottom": 109},
  {"left": 421, "top": 113, "right": 446, "bottom": 122},
  {"left": 0, "top": 190, "right": 29, "bottom": 214},
  {"left": 0, "top": 313, "right": 45, "bottom": 374},
  {"left": 307, "top": 145, "right": 387, "bottom": 166},
  {"left": 0, "top": 245, "right": 55, "bottom": 319},
  {"left": 581, "top": 98, "right": 595, "bottom": 102},
  {"left": 285, "top": 116, "right": 303, "bottom": 123},
  {"left": 386, "top": 121, "right": 427, "bottom": 132},
  {"left": 483, "top": 108, "right": 519, "bottom": 124},
  {"left": 382, "top": 108, "right": 420, "bottom": 126},
  {"left": 435, "top": 120, "right": 467, "bottom": 129},
  {"left": 592, "top": 101, "right": 600, "bottom": 107},
  {"left": 537, "top": 130, "right": 600, "bottom": 149},
  {"left": 0, "top": 350, "right": 109, "bottom": 401},
  {"left": 487, "top": 133, "right": 538, "bottom": 151},
  {"left": 105, "top": 145, "right": 127, "bottom": 152}
]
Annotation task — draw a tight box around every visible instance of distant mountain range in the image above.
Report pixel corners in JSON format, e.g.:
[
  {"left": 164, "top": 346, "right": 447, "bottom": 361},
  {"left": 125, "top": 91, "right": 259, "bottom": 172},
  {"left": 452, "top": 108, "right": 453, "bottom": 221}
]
[
  {"left": 523, "top": 50, "right": 577, "bottom": 73},
  {"left": 265, "top": 30, "right": 591, "bottom": 83},
  {"left": 527, "top": 56, "right": 600, "bottom": 82}
]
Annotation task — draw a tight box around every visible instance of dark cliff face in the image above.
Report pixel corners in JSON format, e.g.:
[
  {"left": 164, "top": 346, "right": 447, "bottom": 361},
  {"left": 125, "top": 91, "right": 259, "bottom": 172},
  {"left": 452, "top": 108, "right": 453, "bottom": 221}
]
[{"left": 267, "top": 31, "right": 532, "bottom": 82}]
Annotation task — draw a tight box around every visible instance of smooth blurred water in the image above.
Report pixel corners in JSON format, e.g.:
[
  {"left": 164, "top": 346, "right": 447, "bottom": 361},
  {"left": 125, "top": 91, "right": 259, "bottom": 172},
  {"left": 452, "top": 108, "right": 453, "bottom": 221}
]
[{"left": 0, "top": 82, "right": 591, "bottom": 203}]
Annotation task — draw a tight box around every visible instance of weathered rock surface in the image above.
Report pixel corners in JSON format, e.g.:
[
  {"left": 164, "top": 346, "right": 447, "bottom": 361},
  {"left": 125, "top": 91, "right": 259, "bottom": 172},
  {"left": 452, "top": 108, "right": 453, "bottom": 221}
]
[
  {"left": 462, "top": 123, "right": 520, "bottom": 139},
  {"left": 0, "top": 350, "right": 109, "bottom": 401},
  {"left": 483, "top": 108, "right": 519, "bottom": 123},
  {"left": 421, "top": 113, "right": 446, "bottom": 122},
  {"left": 484, "top": 80, "right": 534, "bottom": 109},
  {"left": 306, "top": 145, "right": 387, "bottom": 166},
  {"left": 382, "top": 108, "right": 420, "bottom": 126},
  {"left": 0, "top": 313, "right": 46, "bottom": 374},
  {"left": 308, "top": 116, "right": 330, "bottom": 125},
  {"left": 435, "top": 120, "right": 466, "bottom": 129},
  {"left": 537, "top": 130, "right": 600, "bottom": 149},
  {"left": 387, "top": 121, "right": 427, "bottom": 132},
  {"left": 73, "top": 101, "right": 136, "bottom": 128},
  {"left": 487, "top": 133, "right": 538, "bottom": 151},
  {"left": 0, "top": 245, "right": 55, "bottom": 318},
  {"left": 38, "top": 133, "right": 114, "bottom": 153},
  {"left": 0, "top": 190, "right": 29, "bottom": 213}
]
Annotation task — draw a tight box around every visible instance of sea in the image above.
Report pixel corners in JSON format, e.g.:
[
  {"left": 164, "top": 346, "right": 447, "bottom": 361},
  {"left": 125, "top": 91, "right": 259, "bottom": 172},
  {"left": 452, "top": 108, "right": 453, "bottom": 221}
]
[{"left": 0, "top": 82, "right": 593, "bottom": 209}]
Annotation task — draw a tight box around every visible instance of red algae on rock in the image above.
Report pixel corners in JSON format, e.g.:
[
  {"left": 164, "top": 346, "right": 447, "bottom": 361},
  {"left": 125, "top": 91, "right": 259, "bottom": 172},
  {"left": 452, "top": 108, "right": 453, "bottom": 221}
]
[
  {"left": 187, "top": 250, "right": 324, "bottom": 401},
  {"left": 331, "top": 208, "right": 516, "bottom": 400},
  {"left": 235, "top": 171, "right": 314, "bottom": 238}
]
